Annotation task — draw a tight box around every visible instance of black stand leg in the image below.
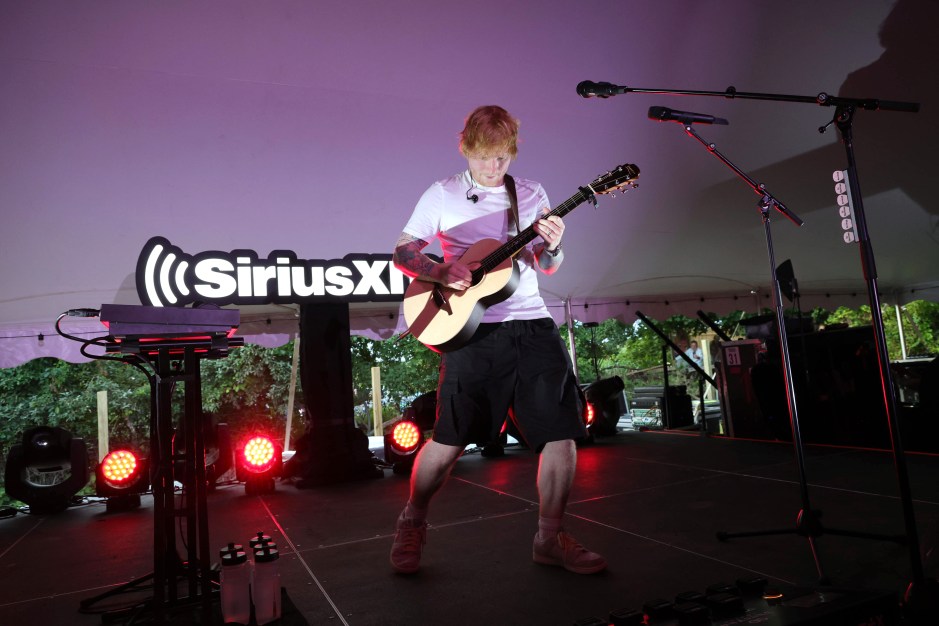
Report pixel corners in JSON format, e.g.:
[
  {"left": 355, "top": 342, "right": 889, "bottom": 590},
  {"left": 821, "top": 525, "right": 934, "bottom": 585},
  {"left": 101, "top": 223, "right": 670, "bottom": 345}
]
[
  {"left": 81, "top": 342, "right": 224, "bottom": 624},
  {"left": 662, "top": 345, "right": 672, "bottom": 429},
  {"left": 151, "top": 347, "right": 216, "bottom": 624},
  {"left": 697, "top": 376, "right": 707, "bottom": 435},
  {"left": 832, "top": 106, "right": 937, "bottom": 623}
]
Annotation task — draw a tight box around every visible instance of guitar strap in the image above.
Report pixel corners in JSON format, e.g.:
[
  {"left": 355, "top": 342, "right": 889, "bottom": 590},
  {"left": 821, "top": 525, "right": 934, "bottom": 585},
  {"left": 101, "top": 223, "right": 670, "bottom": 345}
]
[{"left": 504, "top": 174, "right": 520, "bottom": 237}]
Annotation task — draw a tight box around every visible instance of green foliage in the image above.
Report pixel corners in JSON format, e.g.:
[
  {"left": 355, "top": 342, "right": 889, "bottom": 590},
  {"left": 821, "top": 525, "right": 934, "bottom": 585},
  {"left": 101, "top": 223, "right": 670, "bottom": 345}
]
[
  {"left": 817, "top": 301, "right": 939, "bottom": 359},
  {"left": 563, "top": 303, "right": 939, "bottom": 398},
  {"left": 564, "top": 314, "right": 713, "bottom": 395},
  {"left": 0, "top": 357, "right": 151, "bottom": 458},
  {"left": 349, "top": 334, "right": 440, "bottom": 430},
  {"left": 200, "top": 342, "right": 302, "bottom": 445}
]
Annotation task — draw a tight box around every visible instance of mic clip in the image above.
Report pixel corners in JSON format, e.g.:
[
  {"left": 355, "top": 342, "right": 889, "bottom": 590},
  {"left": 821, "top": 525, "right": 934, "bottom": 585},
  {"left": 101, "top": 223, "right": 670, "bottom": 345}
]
[{"left": 466, "top": 179, "right": 479, "bottom": 203}]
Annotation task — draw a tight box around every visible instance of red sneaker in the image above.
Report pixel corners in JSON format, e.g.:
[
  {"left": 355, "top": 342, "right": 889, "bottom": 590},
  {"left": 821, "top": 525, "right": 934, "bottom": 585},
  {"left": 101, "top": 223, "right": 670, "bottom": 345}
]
[
  {"left": 390, "top": 517, "right": 427, "bottom": 574},
  {"left": 532, "top": 530, "right": 607, "bottom": 574}
]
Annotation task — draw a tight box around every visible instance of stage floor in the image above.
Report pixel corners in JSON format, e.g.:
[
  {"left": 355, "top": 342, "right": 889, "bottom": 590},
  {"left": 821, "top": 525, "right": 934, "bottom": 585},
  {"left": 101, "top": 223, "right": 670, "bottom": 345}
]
[{"left": 1, "top": 429, "right": 938, "bottom": 625}]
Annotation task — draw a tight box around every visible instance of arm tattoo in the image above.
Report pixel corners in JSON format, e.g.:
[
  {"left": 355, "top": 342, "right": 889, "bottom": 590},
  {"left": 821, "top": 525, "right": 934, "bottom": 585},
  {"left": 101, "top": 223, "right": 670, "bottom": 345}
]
[{"left": 393, "top": 233, "right": 437, "bottom": 279}]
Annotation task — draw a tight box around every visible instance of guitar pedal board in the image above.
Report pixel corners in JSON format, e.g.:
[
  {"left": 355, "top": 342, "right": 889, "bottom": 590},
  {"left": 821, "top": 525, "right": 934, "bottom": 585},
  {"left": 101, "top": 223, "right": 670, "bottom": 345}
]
[{"left": 574, "top": 577, "right": 900, "bottom": 625}]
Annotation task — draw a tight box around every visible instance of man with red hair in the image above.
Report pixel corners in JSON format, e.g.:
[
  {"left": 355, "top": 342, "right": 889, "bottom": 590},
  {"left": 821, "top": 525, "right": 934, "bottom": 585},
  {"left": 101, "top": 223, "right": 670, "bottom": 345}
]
[{"left": 389, "top": 105, "right": 606, "bottom": 576}]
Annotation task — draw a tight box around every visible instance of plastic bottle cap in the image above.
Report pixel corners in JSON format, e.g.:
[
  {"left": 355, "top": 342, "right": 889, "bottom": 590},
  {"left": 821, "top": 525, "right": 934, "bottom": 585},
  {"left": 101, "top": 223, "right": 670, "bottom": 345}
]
[
  {"left": 220, "top": 543, "right": 248, "bottom": 565},
  {"left": 254, "top": 546, "right": 280, "bottom": 562},
  {"left": 249, "top": 531, "right": 273, "bottom": 549}
]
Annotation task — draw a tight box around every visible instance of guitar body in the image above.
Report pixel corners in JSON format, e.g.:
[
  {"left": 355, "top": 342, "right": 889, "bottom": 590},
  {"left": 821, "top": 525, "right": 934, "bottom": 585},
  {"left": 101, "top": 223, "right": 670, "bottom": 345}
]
[{"left": 402, "top": 238, "right": 519, "bottom": 353}]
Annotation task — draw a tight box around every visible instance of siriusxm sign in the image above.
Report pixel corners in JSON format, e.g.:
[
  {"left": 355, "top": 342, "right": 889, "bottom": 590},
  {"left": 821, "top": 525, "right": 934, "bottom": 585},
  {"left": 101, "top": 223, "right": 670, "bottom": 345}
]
[{"left": 136, "top": 236, "right": 410, "bottom": 307}]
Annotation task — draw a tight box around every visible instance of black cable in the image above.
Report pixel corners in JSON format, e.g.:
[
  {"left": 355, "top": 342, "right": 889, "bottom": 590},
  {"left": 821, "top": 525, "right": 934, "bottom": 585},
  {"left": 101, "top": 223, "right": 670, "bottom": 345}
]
[
  {"left": 55, "top": 311, "right": 112, "bottom": 354},
  {"left": 55, "top": 311, "right": 157, "bottom": 380},
  {"left": 55, "top": 311, "right": 105, "bottom": 342}
]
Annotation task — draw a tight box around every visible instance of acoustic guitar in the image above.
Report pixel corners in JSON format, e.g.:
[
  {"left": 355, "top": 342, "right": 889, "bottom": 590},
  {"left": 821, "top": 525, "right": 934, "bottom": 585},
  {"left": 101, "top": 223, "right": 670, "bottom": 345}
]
[{"left": 402, "top": 163, "right": 639, "bottom": 352}]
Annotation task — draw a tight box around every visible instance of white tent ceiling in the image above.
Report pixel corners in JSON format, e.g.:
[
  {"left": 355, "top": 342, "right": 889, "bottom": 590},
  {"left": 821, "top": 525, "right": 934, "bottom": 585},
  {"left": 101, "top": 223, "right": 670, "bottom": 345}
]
[{"left": 1, "top": 0, "right": 937, "bottom": 368}]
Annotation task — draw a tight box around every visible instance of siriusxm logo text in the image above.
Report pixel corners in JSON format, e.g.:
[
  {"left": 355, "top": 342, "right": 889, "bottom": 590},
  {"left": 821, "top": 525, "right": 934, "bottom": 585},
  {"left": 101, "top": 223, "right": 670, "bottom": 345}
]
[{"left": 136, "top": 237, "right": 410, "bottom": 307}]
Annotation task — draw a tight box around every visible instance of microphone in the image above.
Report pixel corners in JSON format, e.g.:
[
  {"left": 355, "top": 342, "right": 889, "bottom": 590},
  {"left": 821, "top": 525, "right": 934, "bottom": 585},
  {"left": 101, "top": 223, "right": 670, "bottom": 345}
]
[
  {"left": 576, "top": 80, "right": 627, "bottom": 98},
  {"left": 466, "top": 188, "right": 479, "bottom": 203},
  {"left": 648, "top": 106, "right": 729, "bottom": 125}
]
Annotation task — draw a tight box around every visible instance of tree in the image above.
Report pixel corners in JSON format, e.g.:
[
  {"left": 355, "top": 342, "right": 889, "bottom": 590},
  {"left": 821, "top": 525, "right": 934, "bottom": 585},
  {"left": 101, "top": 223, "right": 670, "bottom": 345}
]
[
  {"left": 349, "top": 334, "right": 440, "bottom": 430},
  {"left": 0, "top": 358, "right": 152, "bottom": 459},
  {"left": 200, "top": 341, "right": 301, "bottom": 446},
  {"left": 563, "top": 315, "right": 712, "bottom": 394},
  {"left": 818, "top": 301, "right": 939, "bottom": 359}
]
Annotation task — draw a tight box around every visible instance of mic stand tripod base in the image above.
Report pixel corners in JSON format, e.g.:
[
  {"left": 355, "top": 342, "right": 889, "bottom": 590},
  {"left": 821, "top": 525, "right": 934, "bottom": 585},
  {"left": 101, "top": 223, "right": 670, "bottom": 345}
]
[{"left": 716, "top": 507, "right": 907, "bottom": 586}]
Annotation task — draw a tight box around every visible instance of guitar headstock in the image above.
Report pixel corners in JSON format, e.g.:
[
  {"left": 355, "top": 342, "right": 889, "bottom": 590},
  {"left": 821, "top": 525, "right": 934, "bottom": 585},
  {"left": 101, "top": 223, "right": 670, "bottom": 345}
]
[{"left": 590, "top": 163, "right": 640, "bottom": 196}]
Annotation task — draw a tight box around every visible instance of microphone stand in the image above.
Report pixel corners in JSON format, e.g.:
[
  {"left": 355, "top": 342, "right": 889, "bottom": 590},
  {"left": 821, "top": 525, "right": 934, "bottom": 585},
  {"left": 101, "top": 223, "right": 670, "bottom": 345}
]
[
  {"left": 676, "top": 122, "right": 907, "bottom": 585},
  {"left": 587, "top": 81, "right": 933, "bottom": 618},
  {"left": 580, "top": 81, "right": 919, "bottom": 114},
  {"left": 677, "top": 123, "right": 905, "bottom": 582},
  {"left": 827, "top": 102, "right": 937, "bottom": 619}
]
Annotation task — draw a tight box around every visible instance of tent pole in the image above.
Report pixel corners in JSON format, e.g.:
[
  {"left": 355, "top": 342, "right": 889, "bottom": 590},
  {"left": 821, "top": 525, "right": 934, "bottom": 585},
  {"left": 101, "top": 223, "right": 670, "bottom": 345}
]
[
  {"left": 565, "top": 299, "right": 580, "bottom": 380},
  {"left": 895, "top": 304, "right": 907, "bottom": 360},
  {"left": 284, "top": 332, "right": 301, "bottom": 452}
]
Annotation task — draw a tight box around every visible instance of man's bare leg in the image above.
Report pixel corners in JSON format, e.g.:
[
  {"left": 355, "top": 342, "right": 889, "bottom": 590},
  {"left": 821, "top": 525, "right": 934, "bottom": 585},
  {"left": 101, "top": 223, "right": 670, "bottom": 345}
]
[
  {"left": 537, "top": 439, "right": 576, "bottom": 519},
  {"left": 391, "top": 440, "right": 463, "bottom": 573},
  {"left": 532, "top": 439, "right": 606, "bottom": 574},
  {"left": 408, "top": 440, "right": 464, "bottom": 508}
]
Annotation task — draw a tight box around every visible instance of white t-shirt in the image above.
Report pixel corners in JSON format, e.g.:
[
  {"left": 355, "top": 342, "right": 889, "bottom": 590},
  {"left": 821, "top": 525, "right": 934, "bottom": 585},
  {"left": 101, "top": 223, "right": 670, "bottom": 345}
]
[{"left": 402, "top": 170, "right": 552, "bottom": 322}]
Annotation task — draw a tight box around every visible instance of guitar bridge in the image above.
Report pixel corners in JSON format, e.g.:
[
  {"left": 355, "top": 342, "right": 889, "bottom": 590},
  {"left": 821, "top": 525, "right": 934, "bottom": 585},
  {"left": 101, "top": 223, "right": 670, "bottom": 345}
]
[{"left": 432, "top": 285, "right": 453, "bottom": 315}]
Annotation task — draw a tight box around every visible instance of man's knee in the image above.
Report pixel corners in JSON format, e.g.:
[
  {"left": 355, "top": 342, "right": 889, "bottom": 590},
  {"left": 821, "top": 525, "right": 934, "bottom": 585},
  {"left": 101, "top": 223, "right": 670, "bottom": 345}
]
[
  {"left": 415, "top": 440, "right": 463, "bottom": 473},
  {"left": 542, "top": 438, "right": 576, "bottom": 458}
]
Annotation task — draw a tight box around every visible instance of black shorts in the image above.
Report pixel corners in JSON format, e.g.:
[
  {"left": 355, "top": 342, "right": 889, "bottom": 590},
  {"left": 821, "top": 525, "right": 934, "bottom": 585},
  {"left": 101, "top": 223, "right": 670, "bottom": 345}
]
[{"left": 431, "top": 318, "right": 587, "bottom": 452}]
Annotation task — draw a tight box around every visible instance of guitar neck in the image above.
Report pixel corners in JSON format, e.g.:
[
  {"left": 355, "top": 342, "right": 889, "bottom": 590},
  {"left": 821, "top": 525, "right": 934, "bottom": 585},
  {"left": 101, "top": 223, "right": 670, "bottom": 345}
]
[{"left": 471, "top": 187, "right": 592, "bottom": 280}]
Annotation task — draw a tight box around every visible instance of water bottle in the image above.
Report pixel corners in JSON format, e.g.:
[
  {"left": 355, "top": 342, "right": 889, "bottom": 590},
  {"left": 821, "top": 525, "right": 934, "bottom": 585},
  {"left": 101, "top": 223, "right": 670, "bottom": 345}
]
[
  {"left": 252, "top": 544, "right": 282, "bottom": 625},
  {"left": 219, "top": 543, "right": 252, "bottom": 625}
]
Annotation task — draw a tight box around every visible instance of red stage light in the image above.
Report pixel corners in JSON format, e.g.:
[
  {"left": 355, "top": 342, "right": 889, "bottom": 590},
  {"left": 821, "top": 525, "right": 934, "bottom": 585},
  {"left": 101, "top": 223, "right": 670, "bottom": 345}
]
[
  {"left": 384, "top": 418, "right": 426, "bottom": 475},
  {"left": 241, "top": 436, "right": 277, "bottom": 473},
  {"left": 584, "top": 402, "right": 596, "bottom": 427},
  {"left": 235, "top": 435, "right": 283, "bottom": 494},
  {"left": 390, "top": 421, "right": 422, "bottom": 453},
  {"left": 95, "top": 447, "right": 149, "bottom": 511},
  {"left": 100, "top": 450, "right": 140, "bottom": 486},
  {"left": 582, "top": 376, "right": 626, "bottom": 438}
]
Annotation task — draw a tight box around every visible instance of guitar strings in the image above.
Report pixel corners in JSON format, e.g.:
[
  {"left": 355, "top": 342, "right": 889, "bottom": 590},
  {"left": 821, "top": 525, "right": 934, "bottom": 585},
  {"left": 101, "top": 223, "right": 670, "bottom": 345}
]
[
  {"left": 470, "top": 191, "right": 589, "bottom": 278},
  {"left": 470, "top": 165, "right": 638, "bottom": 279}
]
